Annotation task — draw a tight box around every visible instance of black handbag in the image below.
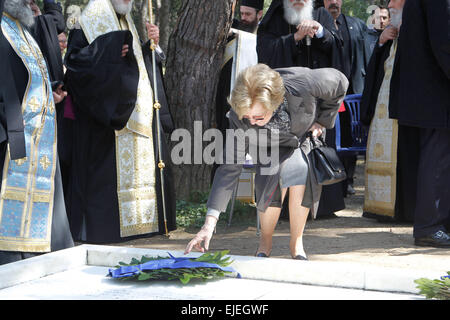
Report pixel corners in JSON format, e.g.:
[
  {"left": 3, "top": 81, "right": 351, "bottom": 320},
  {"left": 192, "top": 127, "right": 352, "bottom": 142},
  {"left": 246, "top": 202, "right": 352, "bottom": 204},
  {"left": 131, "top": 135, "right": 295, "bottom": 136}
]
[{"left": 308, "top": 134, "right": 347, "bottom": 186}]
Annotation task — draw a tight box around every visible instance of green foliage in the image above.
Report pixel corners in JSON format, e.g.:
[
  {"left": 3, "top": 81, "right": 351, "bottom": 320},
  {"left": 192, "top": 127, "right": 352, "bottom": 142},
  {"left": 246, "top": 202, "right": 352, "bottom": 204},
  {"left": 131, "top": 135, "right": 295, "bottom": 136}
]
[
  {"left": 112, "top": 250, "right": 235, "bottom": 285},
  {"left": 414, "top": 272, "right": 450, "bottom": 300},
  {"left": 176, "top": 190, "right": 256, "bottom": 228},
  {"left": 176, "top": 199, "right": 208, "bottom": 228}
]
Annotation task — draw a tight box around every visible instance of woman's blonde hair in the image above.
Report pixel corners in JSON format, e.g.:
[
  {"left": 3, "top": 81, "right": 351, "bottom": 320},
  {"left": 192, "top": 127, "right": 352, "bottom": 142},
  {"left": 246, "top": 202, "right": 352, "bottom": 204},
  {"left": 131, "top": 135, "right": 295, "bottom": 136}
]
[{"left": 228, "top": 64, "right": 285, "bottom": 120}]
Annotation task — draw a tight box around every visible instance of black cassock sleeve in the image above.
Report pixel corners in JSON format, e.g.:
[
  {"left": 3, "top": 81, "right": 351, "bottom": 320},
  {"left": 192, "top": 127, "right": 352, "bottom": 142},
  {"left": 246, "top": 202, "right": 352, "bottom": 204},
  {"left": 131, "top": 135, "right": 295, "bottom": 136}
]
[
  {"left": 0, "top": 6, "right": 27, "bottom": 159},
  {"left": 31, "top": 2, "right": 65, "bottom": 83},
  {"left": 42, "top": 1, "right": 66, "bottom": 34},
  {"left": 360, "top": 41, "right": 391, "bottom": 126},
  {"left": 64, "top": 29, "right": 139, "bottom": 130}
]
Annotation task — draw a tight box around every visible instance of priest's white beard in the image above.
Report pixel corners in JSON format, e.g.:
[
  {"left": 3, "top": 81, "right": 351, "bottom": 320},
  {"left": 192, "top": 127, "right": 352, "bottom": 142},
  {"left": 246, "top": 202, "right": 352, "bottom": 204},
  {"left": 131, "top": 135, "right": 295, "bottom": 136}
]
[
  {"left": 283, "top": 0, "right": 314, "bottom": 26},
  {"left": 3, "top": 0, "right": 35, "bottom": 28},
  {"left": 389, "top": 8, "right": 403, "bottom": 28},
  {"left": 111, "top": 0, "right": 133, "bottom": 15}
]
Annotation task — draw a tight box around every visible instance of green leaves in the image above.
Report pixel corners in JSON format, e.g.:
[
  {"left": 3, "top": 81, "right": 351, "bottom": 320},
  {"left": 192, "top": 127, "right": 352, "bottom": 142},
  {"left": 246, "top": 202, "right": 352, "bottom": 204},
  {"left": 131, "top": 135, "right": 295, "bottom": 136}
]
[
  {"left": 111, "top": 250, "right": 235, "bottom": 285},
  {"left": 415, "top": 272, "right": 450, "bottom": 300},
  {"left": 194, "top": 250, "right": 233, "bottom": 267}
]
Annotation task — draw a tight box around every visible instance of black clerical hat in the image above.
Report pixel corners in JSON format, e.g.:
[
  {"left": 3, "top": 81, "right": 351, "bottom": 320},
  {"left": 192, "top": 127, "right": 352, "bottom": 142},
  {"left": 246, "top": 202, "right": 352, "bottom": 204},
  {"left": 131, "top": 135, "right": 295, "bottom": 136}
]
[{"left": 241, "top": 0, "right": 264, "bottom": 10}]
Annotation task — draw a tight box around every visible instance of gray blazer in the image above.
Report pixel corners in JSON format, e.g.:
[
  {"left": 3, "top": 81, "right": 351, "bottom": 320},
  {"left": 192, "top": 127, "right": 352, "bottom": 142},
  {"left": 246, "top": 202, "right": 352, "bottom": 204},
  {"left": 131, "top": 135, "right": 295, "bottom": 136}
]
[{"left": 207, "top": 67, "right": 349, "bottom": 216}]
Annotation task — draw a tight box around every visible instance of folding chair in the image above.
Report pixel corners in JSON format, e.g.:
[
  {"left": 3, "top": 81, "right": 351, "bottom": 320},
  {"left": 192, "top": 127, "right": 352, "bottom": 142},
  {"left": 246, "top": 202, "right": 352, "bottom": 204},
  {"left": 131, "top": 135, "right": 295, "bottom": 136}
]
[{"left": 335, "top": 93, "right": 368, "bottom": 156}]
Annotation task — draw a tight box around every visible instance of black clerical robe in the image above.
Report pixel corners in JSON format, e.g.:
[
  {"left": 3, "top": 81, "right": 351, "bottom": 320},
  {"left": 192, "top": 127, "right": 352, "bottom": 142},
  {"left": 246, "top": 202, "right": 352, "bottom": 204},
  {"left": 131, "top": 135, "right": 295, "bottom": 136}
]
[
  {"left": 0, "top": 12, "right": 73, "bottom": 265},
  {"left": 257, "top": 0, "right": 335, "bottom": 69},
  {"left": 31, "top": 1, "right": 65, "bottom": 84},
  {"left": 64, "top": 29, "right": 176, "bottom": 243},
  {"left": 30, "top": 1, "right": 70, "bottom": 208}
]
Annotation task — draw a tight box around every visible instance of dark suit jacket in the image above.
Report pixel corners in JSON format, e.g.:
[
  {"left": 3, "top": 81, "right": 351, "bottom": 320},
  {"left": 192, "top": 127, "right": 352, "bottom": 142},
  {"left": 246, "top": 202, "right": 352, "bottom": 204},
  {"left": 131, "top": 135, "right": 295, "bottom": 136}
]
[
  {"left": 365, "top": 28, "right": 382, "bottom": 55},
  {"left": 333, "top": 14, "right": 370, "bottom": 94},
  {"left": 207, "top": 67, "right": 348, "bottom": 214},
  {"left": 389, "top": 0, "right": 450, "bottom": 129}
]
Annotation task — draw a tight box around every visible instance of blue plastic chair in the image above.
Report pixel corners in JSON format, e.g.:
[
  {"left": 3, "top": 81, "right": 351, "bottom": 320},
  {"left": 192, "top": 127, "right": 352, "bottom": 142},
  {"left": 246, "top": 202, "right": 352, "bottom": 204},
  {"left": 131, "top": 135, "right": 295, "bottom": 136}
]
[{"left": 335, "top": 93, "right": 368, "bottom": 156}]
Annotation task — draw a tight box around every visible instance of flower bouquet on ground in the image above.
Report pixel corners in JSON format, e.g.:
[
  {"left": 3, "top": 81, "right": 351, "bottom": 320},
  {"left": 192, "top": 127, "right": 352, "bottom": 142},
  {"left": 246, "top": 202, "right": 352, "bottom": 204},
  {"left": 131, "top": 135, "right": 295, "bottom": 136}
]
[
  {"left": 107, "top": 250, "right": 240, "bottom": 285},
  {"left": 414, "top": 272, "right": 450, "bottom": 300}
]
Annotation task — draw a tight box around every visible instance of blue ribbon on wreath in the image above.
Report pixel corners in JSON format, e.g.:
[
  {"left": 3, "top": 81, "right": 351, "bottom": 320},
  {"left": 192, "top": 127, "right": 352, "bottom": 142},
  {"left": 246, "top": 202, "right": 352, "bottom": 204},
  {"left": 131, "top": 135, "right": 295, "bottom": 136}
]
[{"left": 108, "top": 253, "right": 241, "bottom": 279}]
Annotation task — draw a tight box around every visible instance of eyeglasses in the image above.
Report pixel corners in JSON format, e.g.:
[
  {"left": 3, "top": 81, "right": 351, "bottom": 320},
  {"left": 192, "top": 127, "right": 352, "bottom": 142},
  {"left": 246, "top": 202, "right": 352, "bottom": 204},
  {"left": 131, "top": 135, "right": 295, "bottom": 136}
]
[{"left": 242, "top": 110, "right": 270, "bottom": 122}]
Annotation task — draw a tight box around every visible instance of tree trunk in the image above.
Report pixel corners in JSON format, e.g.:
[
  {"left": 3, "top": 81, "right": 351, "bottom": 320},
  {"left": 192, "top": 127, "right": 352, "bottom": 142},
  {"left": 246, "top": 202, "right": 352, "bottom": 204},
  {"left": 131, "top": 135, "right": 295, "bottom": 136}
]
[
  {"left": 131, "top": 0, "right": 148, "bottom": 41},
  {"left": 158, "top": 0, "right": 171, "bottom": 53},
  {"left": 165, "top": 0, "right": 234, "bottom": 199}
]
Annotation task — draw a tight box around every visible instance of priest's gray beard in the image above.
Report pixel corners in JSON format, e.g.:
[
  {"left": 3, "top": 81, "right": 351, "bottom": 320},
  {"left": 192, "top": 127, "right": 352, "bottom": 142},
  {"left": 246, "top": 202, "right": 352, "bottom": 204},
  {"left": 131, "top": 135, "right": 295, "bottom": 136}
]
[
  {"left": 389, "top": 8, "right": 403, "bottom": 28},
  {"left": 3, "top": 0, "right": 34, "bottom": 28},
  {"left": 111, "top": 0, "right": 133, "bottom": 15},
  {"left": 283, "top": 0, "right": 314, "bottom": 26}
]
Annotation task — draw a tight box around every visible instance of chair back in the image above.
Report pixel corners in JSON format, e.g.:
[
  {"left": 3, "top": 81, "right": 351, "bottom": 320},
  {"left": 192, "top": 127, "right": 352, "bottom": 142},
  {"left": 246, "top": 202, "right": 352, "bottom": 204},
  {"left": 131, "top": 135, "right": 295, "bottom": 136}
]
[
  {"left": 345, "top": 94, "right": 367, "bottom": 148},
  {"left": 335, "top": 94, "right": 368, "bottom": 154}
]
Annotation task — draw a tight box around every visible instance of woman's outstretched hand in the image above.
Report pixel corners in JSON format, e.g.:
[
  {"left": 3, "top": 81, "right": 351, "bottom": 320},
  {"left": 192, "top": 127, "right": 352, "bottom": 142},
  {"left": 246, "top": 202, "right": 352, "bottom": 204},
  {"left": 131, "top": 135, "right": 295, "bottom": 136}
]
[{"left": 184, "top": 215, "right": 218, "bottom": 254}]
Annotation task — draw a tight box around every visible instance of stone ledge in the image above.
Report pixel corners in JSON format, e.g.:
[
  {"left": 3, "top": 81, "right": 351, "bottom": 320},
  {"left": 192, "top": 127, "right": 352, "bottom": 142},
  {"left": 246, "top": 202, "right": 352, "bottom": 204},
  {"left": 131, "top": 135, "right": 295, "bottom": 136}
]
[{"left": 0, "top": 244, "right": 441, "bottom": 295}]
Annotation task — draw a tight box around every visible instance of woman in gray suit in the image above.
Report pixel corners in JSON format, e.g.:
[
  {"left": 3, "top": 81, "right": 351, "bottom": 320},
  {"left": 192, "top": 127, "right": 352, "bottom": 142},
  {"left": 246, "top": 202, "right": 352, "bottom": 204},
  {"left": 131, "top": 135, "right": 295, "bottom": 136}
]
[{"left": 185, "top": 64, "right": 348, "bottom": 260}]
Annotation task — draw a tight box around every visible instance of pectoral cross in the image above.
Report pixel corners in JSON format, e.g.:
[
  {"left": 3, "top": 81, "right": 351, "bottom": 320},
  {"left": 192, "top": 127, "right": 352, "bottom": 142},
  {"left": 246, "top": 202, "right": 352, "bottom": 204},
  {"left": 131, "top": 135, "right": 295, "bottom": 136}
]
[
  {"left": 39, "top": 155, "right": 51, "bottom": 171},
  {"left": 28, "top": 96, "right": 41, "bottom": 112}
]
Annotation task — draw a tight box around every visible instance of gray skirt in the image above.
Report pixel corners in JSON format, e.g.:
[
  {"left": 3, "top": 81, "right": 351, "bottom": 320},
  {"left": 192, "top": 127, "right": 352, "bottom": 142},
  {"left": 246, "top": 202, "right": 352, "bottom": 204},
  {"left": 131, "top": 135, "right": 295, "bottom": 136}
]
[{"left": 279, "top": 147, "right": 308, "bottom": 188}]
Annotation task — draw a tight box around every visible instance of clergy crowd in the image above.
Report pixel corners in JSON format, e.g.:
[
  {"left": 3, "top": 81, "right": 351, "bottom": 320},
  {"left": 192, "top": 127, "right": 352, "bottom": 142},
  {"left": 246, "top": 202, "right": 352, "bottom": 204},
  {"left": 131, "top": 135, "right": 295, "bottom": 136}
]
[{"left": 0, "top": 0, "right": 448, "bottom": 266}]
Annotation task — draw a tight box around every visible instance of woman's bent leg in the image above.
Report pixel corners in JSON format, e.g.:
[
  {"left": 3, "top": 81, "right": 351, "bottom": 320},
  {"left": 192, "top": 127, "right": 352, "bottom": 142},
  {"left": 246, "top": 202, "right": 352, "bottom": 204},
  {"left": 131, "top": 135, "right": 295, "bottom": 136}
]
[
  {"left": 257, "top": 189, "right": 287, "bottom": 255},
  {"left": 288, "top": 185, "right": 310, "bottom": 258}
]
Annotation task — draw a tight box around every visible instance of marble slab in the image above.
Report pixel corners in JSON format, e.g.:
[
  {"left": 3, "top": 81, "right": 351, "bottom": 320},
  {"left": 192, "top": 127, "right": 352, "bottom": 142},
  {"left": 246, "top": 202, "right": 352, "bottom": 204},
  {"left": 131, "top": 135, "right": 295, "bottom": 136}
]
[{"left": 0, "top": 244, "right": 439, "bottom": 299}]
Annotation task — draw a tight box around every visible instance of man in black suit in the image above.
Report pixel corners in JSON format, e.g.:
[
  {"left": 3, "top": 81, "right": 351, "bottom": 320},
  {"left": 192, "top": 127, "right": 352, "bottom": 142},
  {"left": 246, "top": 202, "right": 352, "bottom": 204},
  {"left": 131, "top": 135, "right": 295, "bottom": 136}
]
[
  {"left": 323, "top": 0, "right": 370, "bottom": 197},
  {"left": 389, "top": 0, "right": 450, "bottom": 247}
]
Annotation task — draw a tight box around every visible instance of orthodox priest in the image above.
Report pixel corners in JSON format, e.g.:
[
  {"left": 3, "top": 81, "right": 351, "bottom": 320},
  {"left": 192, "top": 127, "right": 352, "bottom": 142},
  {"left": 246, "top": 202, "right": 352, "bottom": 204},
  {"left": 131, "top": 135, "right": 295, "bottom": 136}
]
[
  {"left": 64, "top": 0, "right": 176, "bottom": 243},
  {"left": 0, "top": 0, "right": 74, "bottom": 265},
  {"left": 360, "top": 0, "right": 415, "bottom": 225},
  {"left": 235, "top": 0, "right": 264, "bottom": 33},
  {"left": 257, "top": 0, "right": 336, "bottom": 69},
  {"left": 29, "top": 0, "right": 70, "bottom": 207}
]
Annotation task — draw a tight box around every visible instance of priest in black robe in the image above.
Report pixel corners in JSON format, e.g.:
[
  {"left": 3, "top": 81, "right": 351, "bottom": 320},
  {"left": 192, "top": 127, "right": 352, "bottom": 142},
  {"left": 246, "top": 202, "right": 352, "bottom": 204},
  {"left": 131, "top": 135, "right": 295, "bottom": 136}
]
[
  {"left": 257, "top": 0, "right": 336, "bottom": 69},
  {"left": 360, "top": 15, "right": 418, "bottom": 224},
  {"left": 387, "top": 0, "right": 450, "bottom": 247},
  {"left": 0, "top": 0, "right": 73, "bottom": 265},
  {"left": 29, "top": 0, "right": 71, "bottom": 211},
  {"left": 64, "top": 0, "right": 176, "bottom": 244}
]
